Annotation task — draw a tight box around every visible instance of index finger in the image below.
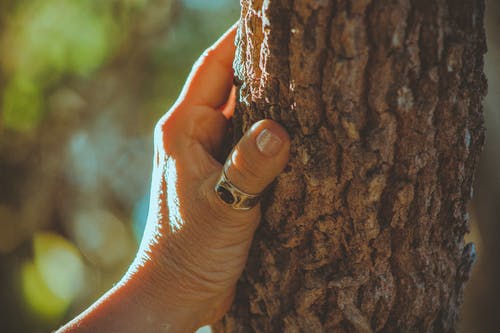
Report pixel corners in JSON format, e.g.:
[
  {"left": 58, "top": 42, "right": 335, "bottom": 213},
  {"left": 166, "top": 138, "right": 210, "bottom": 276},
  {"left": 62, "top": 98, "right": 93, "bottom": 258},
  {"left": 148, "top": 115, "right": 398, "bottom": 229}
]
[{"left": 177, "top": 23, "right": 238, "bottom": 109}]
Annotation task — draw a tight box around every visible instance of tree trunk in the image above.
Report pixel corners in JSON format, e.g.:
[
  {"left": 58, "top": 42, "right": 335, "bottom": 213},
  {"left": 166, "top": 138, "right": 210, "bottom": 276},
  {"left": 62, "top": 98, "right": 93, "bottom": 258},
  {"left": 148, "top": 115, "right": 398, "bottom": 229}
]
[{"left": 214, "top": 0, "right": 486, "bottom": 332}]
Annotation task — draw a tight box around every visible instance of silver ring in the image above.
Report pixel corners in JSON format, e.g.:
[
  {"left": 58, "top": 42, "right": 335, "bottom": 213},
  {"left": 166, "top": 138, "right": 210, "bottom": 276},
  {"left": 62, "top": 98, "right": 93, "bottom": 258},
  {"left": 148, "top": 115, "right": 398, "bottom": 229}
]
[{"left": 214, "top": 168, "right": 261, "bottom": 211}]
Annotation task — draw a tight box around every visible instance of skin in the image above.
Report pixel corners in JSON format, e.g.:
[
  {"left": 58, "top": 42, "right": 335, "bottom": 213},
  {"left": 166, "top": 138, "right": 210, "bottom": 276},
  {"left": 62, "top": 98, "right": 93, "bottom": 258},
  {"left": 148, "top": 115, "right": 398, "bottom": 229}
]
[{"left": 57, "top": 23, "right": 290, "bottom": 333}]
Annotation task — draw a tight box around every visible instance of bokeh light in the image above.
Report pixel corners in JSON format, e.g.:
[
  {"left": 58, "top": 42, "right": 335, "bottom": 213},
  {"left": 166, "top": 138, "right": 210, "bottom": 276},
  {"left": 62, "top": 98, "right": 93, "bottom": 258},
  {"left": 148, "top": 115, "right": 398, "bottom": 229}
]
[
  {"left": 70, "top": 209, "right": 134, "bottom": 268},
  {"left": 21, "top": 232, "right": 85, "bottom": 321}
]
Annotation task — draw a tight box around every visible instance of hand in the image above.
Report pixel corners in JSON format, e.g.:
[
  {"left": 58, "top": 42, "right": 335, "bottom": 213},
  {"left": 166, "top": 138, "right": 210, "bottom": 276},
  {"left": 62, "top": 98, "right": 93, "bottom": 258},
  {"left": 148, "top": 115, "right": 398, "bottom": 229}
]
[
  {"left": 131, "top": 23, "right": 290, "bottom": 329},
  {"left": 58, "top": 23, "right": 290, "bottom": 333}
]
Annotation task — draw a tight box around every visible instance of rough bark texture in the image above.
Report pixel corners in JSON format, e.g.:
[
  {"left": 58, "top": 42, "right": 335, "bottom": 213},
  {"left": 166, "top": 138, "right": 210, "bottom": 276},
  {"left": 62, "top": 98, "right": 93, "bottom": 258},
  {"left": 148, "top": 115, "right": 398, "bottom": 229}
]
[{"left": 214, "top": 0, "right": 486, "bottom": 332}]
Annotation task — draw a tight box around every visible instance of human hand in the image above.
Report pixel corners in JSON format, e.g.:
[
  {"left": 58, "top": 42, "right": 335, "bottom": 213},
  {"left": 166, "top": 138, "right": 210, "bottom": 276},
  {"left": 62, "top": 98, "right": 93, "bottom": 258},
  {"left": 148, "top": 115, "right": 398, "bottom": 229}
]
[
  {"left": 126, "top": 24, "right": 290, "bottom": 330},
  {"left": 58, "top": 23, "right": 290, "bottom": 333}
]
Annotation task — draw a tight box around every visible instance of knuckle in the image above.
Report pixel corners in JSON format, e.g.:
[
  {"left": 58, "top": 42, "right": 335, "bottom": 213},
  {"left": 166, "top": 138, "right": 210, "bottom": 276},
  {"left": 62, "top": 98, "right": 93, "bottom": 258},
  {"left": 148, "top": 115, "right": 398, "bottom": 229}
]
[
  {"left": 196, "top": 46, "right": 226, "bottom": 71},
  {"left": 154, "top": 114, "right": 169, "bottom": 141},
  {"left": 233, "top": 150, "right": 266, "bottom": 182},
  {"left": 235, "top": 163, "right": 261, "bottom": 183},
  {"left": 192, "top": 47, "right": 215, "bottom": 72},
  {"left": 201, "top": 47, "right": 217, "bottom": 62},
  {"left": 154, "top": 111, "right": 182, "bottom": 153},
  {"left": 153, "top": 119, "right": 165, "bottom": 144}
]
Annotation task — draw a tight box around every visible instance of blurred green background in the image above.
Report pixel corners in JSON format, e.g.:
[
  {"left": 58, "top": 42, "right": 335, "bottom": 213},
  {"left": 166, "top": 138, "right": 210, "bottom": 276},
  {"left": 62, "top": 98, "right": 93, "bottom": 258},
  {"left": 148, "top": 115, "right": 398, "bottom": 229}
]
[
  {"left": 0, "top": 0, "right": 238, "bottom": 332},
  {"left": 0, "top": 0, "right": 498, "bottom": 332}
]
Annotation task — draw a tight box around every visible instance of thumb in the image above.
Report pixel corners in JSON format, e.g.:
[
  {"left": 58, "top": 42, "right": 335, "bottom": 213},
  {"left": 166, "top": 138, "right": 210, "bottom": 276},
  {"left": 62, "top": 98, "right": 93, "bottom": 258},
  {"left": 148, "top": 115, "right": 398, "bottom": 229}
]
[
  {"left": 203, "top": 119, "right": 290, "bottom": 230},
  {"left": 220, "top": 119, "right": 290, "bottom": 198}
]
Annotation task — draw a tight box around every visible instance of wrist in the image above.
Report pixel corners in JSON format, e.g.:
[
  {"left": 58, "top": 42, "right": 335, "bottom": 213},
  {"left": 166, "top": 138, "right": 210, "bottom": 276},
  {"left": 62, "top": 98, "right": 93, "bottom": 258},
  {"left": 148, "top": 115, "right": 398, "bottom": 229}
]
[
  {"left": 122, "top": 257, "right": 209, "bottom": 332},
  {"left": 57, "top": 267, "right": 203, "bottom": 333}
]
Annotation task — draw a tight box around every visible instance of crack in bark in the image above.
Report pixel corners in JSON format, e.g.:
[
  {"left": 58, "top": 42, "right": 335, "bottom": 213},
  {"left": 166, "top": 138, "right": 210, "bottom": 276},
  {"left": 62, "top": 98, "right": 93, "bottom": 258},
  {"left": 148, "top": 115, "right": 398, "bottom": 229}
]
[{"left": 214, "top": 0, "right": 486, "bottom": 331}]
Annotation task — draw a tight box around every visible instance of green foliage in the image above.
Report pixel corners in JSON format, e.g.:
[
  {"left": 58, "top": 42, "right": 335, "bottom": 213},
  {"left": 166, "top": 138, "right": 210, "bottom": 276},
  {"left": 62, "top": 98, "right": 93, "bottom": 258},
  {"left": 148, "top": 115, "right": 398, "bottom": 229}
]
[
  {"left": 2, "top": 76, "right": 43, "bottom": 131},
  {"left": 0, "top": 1, "right": 240, "bottom": 332},
  {"left": 1, "top": 0, "right": 151, "bottom": 131},
  {"left": 10, "top": 1, "right": 115, "bottom": 76}
]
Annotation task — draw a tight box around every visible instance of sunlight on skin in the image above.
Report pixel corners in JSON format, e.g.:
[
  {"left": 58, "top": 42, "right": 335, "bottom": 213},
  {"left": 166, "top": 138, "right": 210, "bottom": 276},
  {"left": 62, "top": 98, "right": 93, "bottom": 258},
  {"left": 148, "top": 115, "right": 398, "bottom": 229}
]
[
  {"left": 136, "top": 166, "right": 163, "bottom": 263},
  {"left": 166, "top": 158, "right": 184, "bottom": 231},
  {"left": 56, "top": 23, "right": 290, "bottom": 333}
]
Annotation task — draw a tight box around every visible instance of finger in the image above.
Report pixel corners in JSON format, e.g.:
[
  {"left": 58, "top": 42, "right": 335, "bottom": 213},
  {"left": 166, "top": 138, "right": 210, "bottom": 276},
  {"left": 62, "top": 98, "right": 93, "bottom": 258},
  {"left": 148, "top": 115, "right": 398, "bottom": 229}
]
[
  {"left": 222, "top": 119, "right": 290, "bottom": 195},
  {"left": 192, "top": 86, "right": 235, "bottom": 154},
  {"left": 177, "top": 23, "right": 238, "bottom": 109},
  {"left": 219, "top": 86, "right": 236, "bottom": 120},
  {"left": 155, "top": 88, "right": 232, "bottom": 168}
]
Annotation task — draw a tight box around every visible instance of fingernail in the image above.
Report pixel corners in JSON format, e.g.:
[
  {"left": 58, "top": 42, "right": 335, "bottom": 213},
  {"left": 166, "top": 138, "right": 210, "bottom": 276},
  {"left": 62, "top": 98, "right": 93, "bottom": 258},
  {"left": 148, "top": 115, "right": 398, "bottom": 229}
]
[{"left": 256, "top": 128, "right": 282, "bottom": 157}]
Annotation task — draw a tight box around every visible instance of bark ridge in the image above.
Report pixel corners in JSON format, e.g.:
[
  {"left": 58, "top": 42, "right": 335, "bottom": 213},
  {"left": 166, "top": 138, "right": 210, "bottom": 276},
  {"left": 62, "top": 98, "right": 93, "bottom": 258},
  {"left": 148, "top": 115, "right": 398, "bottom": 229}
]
[{"left": 215, "top": 0, "right": 486, "bottom": 332}]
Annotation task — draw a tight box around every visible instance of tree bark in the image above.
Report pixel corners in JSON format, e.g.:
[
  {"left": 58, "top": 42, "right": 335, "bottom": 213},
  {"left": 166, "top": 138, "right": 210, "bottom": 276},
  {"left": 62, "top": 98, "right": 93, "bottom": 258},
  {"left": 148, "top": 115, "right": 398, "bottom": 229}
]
[{"left": 214, "top": 0, "right": 486, "bottom": 332}]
